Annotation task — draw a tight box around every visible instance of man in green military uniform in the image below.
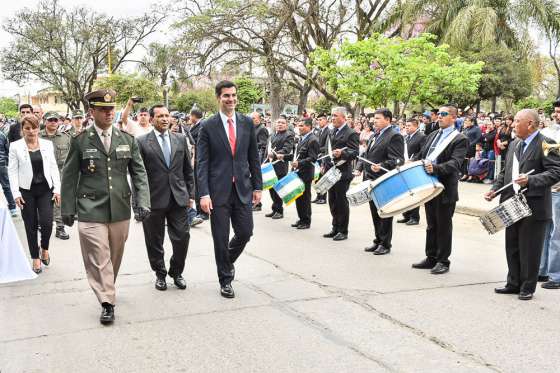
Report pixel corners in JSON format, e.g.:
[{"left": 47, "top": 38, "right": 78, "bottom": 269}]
[
  {"left": 67, "top": 109, "right": 85, "bottom": 136},
  {"left": 40, "top": 111, "right": 71, "bottom": 240},
  {"left": 60, "top": 88, "right": 150, "bottom": 325}
]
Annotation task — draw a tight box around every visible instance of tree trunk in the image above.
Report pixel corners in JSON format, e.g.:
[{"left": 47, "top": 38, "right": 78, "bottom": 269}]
[
  {"left": 269, "top": 79, "right": 282, "bottom": 121},
  {"left": 297, "top": 83, "right": 311, "bottom": 115},
  {"left": 491, "top": 97, "right": 497, "bottom": 113},
  {"left": 393, "top": 100, "right": 400, "bottom": 118}
]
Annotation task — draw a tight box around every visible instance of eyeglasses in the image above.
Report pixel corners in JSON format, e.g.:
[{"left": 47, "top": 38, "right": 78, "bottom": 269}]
[{"left": 438, "top": 111, "right": 450, "bottom": 117}]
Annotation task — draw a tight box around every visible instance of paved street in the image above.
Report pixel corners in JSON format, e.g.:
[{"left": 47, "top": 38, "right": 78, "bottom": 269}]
[{"left": 1, "top": 183, "right": 559, "bottom": 373}]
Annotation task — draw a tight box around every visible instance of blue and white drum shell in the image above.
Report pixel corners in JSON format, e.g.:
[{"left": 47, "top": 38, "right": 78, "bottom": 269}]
[{"left": 369, "top": 161, "right": 444, "bottom": 218}]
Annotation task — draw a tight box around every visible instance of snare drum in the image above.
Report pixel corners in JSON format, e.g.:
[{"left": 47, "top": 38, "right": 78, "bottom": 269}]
[
  {"left": 479, "top": 194, "right": 532, "bottom": 234},
  {"left": 313, "top": 162, "right": 320, "bottom": 181},
  {"left": 369, "top": 161, "right": 444, "bottom": 218},
  {"left": 273, "top": 172, "right": 305, "bottom": 205},
  {"left": 346, "top": 180, "right": 372, "bottom": 206},
  {"left": 261, "top": 163, "right": 278, "bottom": 190},
  {"left": 314, "top": 166, "right": 341, "bottom": 194}
]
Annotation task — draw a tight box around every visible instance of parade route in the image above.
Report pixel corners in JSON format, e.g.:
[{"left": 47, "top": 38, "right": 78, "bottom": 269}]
[{"left": 1, "top": 183, "right": 558, "bottom": 373}]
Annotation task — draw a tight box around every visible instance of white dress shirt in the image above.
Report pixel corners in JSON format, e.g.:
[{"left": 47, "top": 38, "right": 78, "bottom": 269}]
[{"left": 219, "top": 111, "right": 237, "bottom": 141}]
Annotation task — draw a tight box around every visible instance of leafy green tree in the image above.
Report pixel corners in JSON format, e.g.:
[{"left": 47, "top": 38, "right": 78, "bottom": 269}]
[
  {"left": 173, "top": 89, "right": 218, "bottom": 114},
  {"left": 233, "top": 76, "right": 263, "bottom": 114},
  {"left": 310, "top": 33, "right": 483, "bottom": 111},
  {"left": 0, "top": 97, "right": 19, "bottom": 118},
  {"left": 93, "top": 74, "right": 160, "bottom": 107},
  {"left": 311, "top": 97, "right": 332, "bottom": 115}
]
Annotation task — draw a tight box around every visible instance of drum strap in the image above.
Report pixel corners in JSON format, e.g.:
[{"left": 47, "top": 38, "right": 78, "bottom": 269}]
[{"left": 426, "top": 130, "right": 460, "bottom": 162}]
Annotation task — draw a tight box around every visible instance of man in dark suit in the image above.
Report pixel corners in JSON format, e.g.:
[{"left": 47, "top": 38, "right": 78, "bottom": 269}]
[
  {"left": 398, "top": 118, "right": 427, "bottom": 225},
  {"left": 323, "top": 107, "right": 359, "bottom": 241},
  {"left": 291, "top": 118, "right": 320, "bottom": 229},
  {"left": 8, "top": 104, "right": 33, "bottom": 143},
  {"left": 485, "top": 109, "right": 560, "bottom": 300},
  {"left": 197, "top": 80, "right": 263, "bottom": 298},
  {"left": 424, "top": 109, "right": 439, "bottom": 136},
  {"left": 137, "top": 105, "right": 195, "bottom": 291},
  {"left": 252, "top": 111, "right": 269, "bottom": 212},
  {"left": 188, "top": 108, "right": 208, "bottom": 222},
  {"left": 411, "top": 104, "right": 467, "bottom": 274},
  {"left": 361, "top": 109, "right": 404, "bottom": 255},
  {"left": 314, "top": 113, "right": 331, "bottom": 204},
  {"left": 266, "top": 117, "right": 294, "bottom": 219}
]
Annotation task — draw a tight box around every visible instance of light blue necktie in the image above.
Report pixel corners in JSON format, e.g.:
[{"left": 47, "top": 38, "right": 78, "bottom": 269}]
[{"left": 160, "top": 134, "right": 171, "bottom": 167}]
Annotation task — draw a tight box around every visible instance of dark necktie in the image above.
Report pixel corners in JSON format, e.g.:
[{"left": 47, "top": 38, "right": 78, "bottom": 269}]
[
  {"left": 160, "top": 134, "right": 171, "bottom": 167},
  {"left": 517, "top": 141, "right": 526, "bottom": 158},
  {"left": 427, "top": 130, "right": 443, "bottom": 157}
]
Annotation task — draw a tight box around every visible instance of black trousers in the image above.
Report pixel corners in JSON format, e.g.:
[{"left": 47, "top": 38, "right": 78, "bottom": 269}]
[
  {"left": 210, "top": 184, "right": 253, "bottom": 286},
  {"left": 269, "top": 187, "right": 284, "bottom": 213},
  {"left": 295, "top": 181, "right": 312, "bottom": 225},
  {"left": 142, "top": 195, "right": 190, "bottom": 279},
  {"left": 424, "top": 195, "right": 456, "bottom": 265},
  {"left": 369, "top": 201, "right": 393, "bottom": 248},
  {"left": 328, "top": 179, "right": 351, "bottom": 234},
  {"left": 20, "top": 183, "right": 53, "bottom": 259},
  {"left": 505, "top": 216, "right": 548, "bottom": 293},
  {"left": 403, "top": 207, "right": 420, "bottom": 222}
]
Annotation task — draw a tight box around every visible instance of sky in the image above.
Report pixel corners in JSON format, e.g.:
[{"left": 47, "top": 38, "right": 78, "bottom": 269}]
[{"left": 0, "top": 0, "right": 167, "bottom": 97}]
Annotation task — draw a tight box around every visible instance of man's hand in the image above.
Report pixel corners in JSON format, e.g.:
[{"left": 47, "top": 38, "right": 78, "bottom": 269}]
[
  {"left": 53, "top": 193, "right": 61, "bottom": 206},
  {"left": 200, "top": 196, "right": 213, "bottom": 215},
  {"left": 484, "top": 190, "right": 496, "bottom": 201},
  {"left": 188, "top": 199, "right": 194, "bottom": 208},
  {"left": 291, "top": 160, "right": 299, "bottom": 169},
  {"left": 136, "top": 207, "right": 151, "bottom": 222},
  {"left": 514, "top": 174, "right": 529, "bottom": 187},
  {"left": 277, "top": 154, "right": 284, "bottom": 160},
  {"left": 352, "top": 170, "right": 362, "bottom": 177},
  {"left": 370, "top": 164, "right": 381, "bottom": 173},
  {"left": 332, "top": 149, "right": 342, "bottom": 158},
  {"left": 62, "top": 215, "right": 75, "bottom": 227},
  {"left": 15, "top": 197, "right": 25, "bottom": 208},
  {"left": 252, "top": 190, "right": 262, "bottom": 205},
  {"left": 424, "top": 161, "right": 434, "bottom": 174}
]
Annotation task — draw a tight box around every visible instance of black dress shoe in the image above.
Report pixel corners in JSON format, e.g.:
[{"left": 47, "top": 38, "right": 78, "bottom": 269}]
[
  {"left": 55, "top": 227, "right": 69, "bottom": 240},
  {"left": 333, "top": 232, "right": 348, "bottom": 241},
  {"left": 297, "top": 224, "right": 310, "bottom": 229},
  {"left": 196, "top": 214, "right": 209, "bottom": 221},
  {"left": 364, "top": 244, "right": 378, "bottom": 252},
  {"left": 323, "top": 230, "right": 337, "bottom": 238},
  {"left": 173, "top": 275, "right": 187, "bottom": 289},
  {"left": 405, "top": 219, "right": 419, "bottom": 226},
  {"left": 252, "top": 205, "right": 262, "bottom": 212},
  {"left": 291, "top": 220, "right": 301, "bottom": 227},
  {"left": 155, "top": 277, "right": 167, "bottom": 291},
  {"left": 412, "top": 258, "right": 436, "bottom": 269},
  {"left": 541, "top": 281, "right": 560, "bottom": 289},
  {"left": 265, "top": 212, "right": 275, "bottom": 218},
  {"left": 538, "top": 275, "right": 550, "bottom": 282},
  {"left": 397, "top": 218, "right": 408, "bottom": 223},
  {"left": 430, "top": 262, "right": 449, "bottom": 274},
  {"left": 271, "top": 212, "right": 284, "bottom": 219},
  {"left": 220, "top": 284, "right": 235, "bottom": 298},
  {"left": 100, "top": 303, "right": 115, "bottom": 325},
  {"left": 518, "top": 291, "right": 533, "bottom": 300},
  {"left": 494, "top": 286, "right": 519, "bottom": 294},
  {"left": 373, "top": 245, "right": 390, "bottom": 255}
]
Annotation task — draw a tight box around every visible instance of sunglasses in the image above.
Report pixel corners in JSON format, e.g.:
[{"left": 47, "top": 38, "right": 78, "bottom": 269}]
[
  {"left": 47, "top": 118, "right": 59, "bottom": 122},
  {"left": 438, "top": 111, "right": 450, "bottom": 117}
]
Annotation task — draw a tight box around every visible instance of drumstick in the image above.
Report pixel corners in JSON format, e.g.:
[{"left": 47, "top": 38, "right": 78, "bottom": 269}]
[
  {"left": 357, "top": 156, "right": 390, "bottom": 173},
  {"left": 493, "top": 169, "right": 535, "bottom": 196},
  {"left": 317, "top": 147, "right": 348, "bottom": 161}
]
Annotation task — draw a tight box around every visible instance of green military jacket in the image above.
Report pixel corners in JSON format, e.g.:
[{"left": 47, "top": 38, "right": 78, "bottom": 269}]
[
  {"left": 39, "top": 130, "right": 71, "bottom": 169},
  {"left": 61, "top": 125, "right": 150, "bottom": 223}
]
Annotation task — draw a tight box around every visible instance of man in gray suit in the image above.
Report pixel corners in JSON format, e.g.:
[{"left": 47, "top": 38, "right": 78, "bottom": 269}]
[{"left": 137, "top": 104, "right": 195, "bottom": 291}]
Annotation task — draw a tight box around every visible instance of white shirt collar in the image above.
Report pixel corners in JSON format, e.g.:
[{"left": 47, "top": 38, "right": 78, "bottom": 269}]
[{"left": 94, "top": 124, "right": 111, "bottom": 137}]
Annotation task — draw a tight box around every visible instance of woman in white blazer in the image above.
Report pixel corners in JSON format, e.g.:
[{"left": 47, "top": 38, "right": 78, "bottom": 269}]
[{"left": 8, "top": 115, "right": 61, "bottom": 273}]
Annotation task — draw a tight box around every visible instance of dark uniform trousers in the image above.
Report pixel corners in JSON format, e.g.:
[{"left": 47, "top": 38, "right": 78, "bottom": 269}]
[
  {"left": 269, "top": 174, "right": 286, "bottom": 214},
  {"left": 505, "top": 216, "right": 549, "bottom": 293},
  {"left": 403, "top": 206, "right": 420, "bottom": 221},
  {"left": 328, "top": 179, "right": 351, "bottom": 234},
  {"left": 210, "top": 183, "right": 253, "bottom": 286},
  {"left": 142, "top": 194, "right": 190, "bottom": 279},
  {"left": 295, "top": 180, "right": 312, "bottom": 225},
  {"left": 424, "top": 194, "right": 455, "bottom": 266},
  {"left": 369, "top": 201, "right": 393, "bottom": 248}
]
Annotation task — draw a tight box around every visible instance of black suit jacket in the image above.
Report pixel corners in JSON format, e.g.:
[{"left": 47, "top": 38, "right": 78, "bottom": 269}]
[
  {"left": 324, "top": 124, "right": 359, "bottom": 181},
  {"left": 492, "top": 133, "right": 560, "bottom": 220},
  {"left": 424, "top": 121, "right": 439, "bottom": 136},
  {"left": 318, "top": 126, "right": 330, "bottom": 156},
  {"left": 196, "top": 112, "right": 262, "bottom": 206},
  {"left": 137, "top": 130, "right": 195, "bottom": 210},
  {"left": 189, "top": 121, "right": 203, "bottom": 147},
  {"left": 255, "top": 124, "right": 269, "bottom": 163},
  {"left": 270, "top": 130, "right": 295, "bottom": 177},
  {"left": 8, "top": 121, "right": 21, "bottom": 143},
  {"left": 295, "top": 133, "right": 320, "bottom": 183},
  {"left": 412, "top": 130, "right": 468, "bottom": 204},
  {"left": 361, "top": 127, "right": 404, "bottom": 181},
  {"left": 406, "top": 131, "right": 427, "bottom": 159}
]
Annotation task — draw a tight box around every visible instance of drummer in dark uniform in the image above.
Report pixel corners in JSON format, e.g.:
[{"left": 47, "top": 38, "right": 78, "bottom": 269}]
[
  {"left": 61, "top": 89, "right": 151, "bottom": 324},
  {"left": 360, "top": 109, "right": 404, "bottom": 255},
  {"left": 252, "top": 111, "right": 269, "bottom": 212},
  {"left": 313, "top": 113, "right": 330, "bottom": 204},
  {"left": 266, "top": 117, "right": 294, "bottom": 219},
  {"left": 291, "top": 118, "right": 320, "bottom": 229},
  {"left": 323, "top": 107, "right": 359, "bottom": 241}
]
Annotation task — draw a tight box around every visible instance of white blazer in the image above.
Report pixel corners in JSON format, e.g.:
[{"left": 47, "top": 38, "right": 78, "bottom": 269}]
[{"left": 8, "top": 138, "right": 61, "bottom": 199}]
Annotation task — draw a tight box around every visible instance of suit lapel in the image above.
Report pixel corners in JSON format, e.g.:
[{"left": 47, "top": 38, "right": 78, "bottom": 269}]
[
  {"left": 519, "top": 133, "right": 539, "bottom": 169},
  {"left": 149, "top": 130, "right": 167, "bottom": 166},
  {"left": 215, "top": 114, "right": 233, "bottom": 157},
  {"left": 234, "top": 113, "right": 242, "bottom": 157},
  {"left": 169, "top": 132, "right": 177, "bottom": 164}
]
